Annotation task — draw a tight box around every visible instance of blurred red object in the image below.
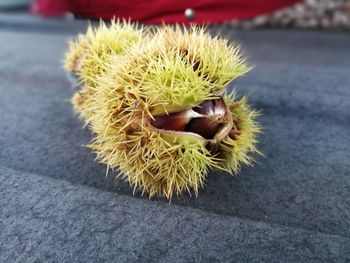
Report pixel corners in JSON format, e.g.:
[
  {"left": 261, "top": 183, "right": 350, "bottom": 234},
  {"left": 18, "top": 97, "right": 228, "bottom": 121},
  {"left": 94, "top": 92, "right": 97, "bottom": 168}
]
[{"left": 31, "top": 0, "right": 300, "bottom": 24}]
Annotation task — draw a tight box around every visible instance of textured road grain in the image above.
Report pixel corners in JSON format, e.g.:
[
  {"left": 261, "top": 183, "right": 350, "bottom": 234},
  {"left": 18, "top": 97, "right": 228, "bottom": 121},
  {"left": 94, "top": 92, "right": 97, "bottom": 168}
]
[{"left": 0, "top": 23, "right": 349, "bottom": 262}]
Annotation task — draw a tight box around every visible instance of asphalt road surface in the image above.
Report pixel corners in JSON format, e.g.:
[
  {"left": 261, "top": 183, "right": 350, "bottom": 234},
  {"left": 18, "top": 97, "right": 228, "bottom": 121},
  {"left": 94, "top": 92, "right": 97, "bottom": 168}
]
[{"left": 0, "top": 16, "right": 349, "bottom": 262}]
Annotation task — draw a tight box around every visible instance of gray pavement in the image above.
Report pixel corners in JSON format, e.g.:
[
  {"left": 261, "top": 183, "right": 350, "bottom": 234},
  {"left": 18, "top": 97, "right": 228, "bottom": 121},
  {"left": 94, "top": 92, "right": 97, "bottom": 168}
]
[{"left": 0, "top": 20, "right": 349, "bottom": 262}]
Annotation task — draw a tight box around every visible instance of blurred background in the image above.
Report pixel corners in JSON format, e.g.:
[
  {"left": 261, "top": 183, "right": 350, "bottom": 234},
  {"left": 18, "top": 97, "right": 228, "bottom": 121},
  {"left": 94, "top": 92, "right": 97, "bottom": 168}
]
[{"left": 0, "top": 0, "right": 349, "bottom": 30}]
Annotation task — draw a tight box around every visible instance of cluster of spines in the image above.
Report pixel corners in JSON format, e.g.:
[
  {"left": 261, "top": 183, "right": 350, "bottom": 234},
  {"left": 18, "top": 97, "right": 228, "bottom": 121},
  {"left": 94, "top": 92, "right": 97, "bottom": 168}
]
[
  {"left": 65, "top": 20, "right": 145, "bottom": 122},
  {"left": 65, "top": 20, "right": 260, "bottom": 199},
  {"left": 219, "top": 94, "right": 261, "bottom": 173}
]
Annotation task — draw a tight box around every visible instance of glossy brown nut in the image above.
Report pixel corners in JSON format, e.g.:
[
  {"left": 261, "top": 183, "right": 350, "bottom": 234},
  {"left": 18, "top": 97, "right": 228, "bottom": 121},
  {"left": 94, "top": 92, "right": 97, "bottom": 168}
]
[
  {"left": 193, "top": 99, "right": 214, "bottom": 115},
  {"left": 186, "top": 117, "right": 221, "bottom": 139},
  {"left": 151, "top": 97, "right": 227, "bottom": 138},
  {"left": 151, "top": 109, "right": 193, "bottom": 131},
  {"left": 193, "top": 97, "right": 226, "bottom": 117},
  {"left": 213, "top": 97, "right": 226, "bottom": 116}
]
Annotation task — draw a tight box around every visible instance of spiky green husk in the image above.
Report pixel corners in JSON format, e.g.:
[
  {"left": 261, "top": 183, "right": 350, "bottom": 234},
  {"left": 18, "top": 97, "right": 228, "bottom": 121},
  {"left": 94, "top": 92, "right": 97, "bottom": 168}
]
[
  {"left": 220, "top": 94, "right": 261, "bottom": 173},
  {"left": 64, "top": 21, "right": 261, "bottom": 199},
  {"left": 64, "top": 20, "right": 144, "bottom": 83},
  {"left": 65, "top": 20, "right": 145, "bottom": 122},
  {"left": 87, "top": 96, "right": 259, "bottom": 199}
]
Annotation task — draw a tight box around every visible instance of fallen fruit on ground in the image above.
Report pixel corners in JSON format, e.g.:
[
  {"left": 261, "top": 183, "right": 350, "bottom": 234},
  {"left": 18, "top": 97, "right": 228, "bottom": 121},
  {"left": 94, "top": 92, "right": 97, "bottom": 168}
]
[{"left": 64, "top": 20, "right": 261, "bottom": 199}]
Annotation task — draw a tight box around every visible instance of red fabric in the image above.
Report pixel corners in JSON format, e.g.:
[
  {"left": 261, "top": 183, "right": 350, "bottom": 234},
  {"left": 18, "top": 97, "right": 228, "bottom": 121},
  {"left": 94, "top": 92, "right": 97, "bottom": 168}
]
[{"left": 31, "top": 0, "right": 301, "bottom": 24}]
